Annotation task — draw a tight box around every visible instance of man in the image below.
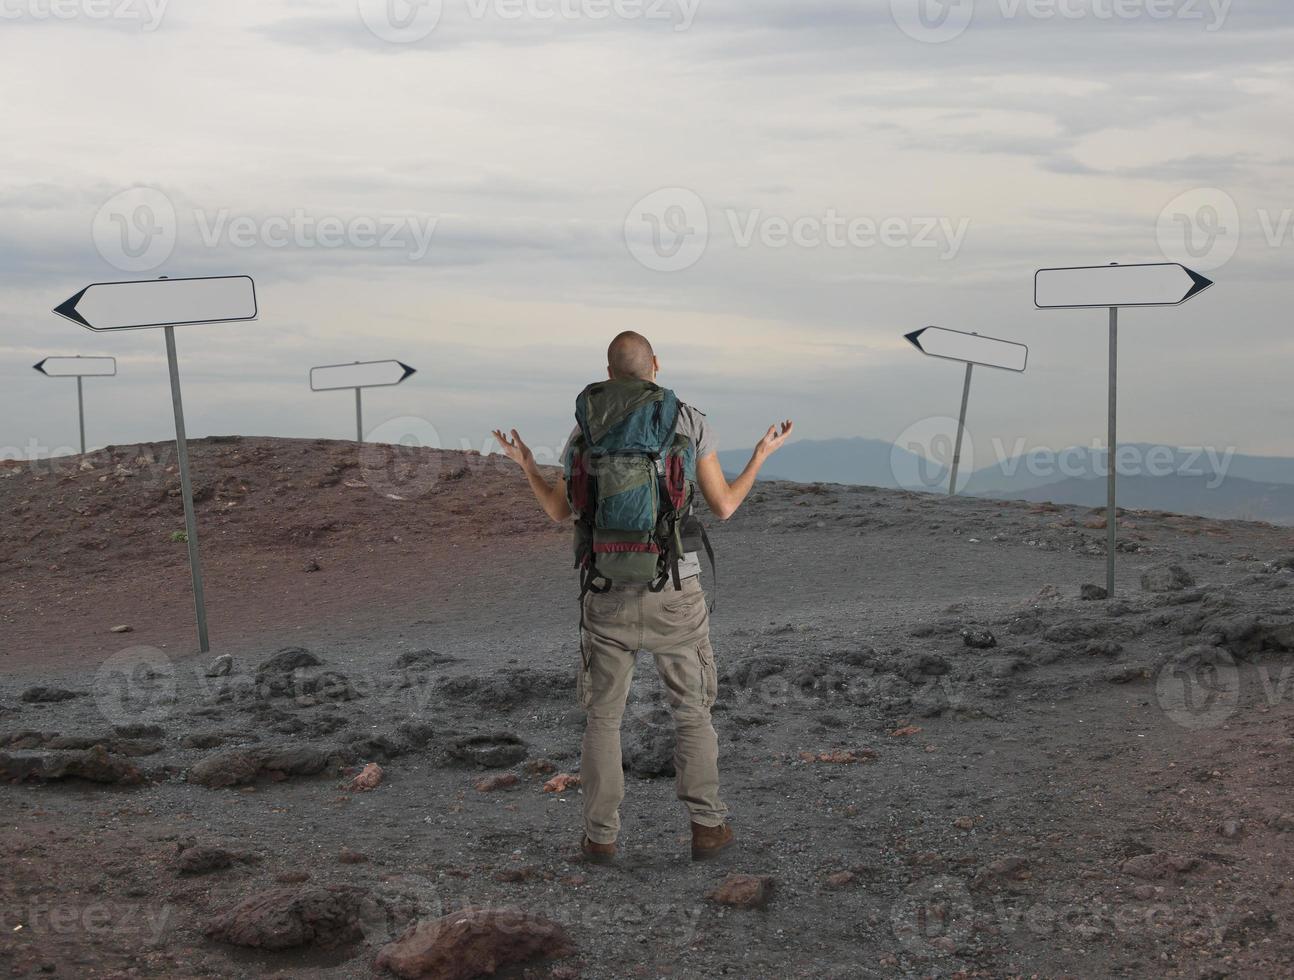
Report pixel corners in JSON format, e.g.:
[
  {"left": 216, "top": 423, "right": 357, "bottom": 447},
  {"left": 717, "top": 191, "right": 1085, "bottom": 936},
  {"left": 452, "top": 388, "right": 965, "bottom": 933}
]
[{"left": 492, "top": 331, "right": 793, "bottom": 863}]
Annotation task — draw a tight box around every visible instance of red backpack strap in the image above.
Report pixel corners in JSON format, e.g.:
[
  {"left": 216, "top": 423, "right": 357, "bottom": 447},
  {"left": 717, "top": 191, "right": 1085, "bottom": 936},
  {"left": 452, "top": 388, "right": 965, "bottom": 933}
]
[{"left": 569, "top": 448, "right": 592, "bottom": 516}]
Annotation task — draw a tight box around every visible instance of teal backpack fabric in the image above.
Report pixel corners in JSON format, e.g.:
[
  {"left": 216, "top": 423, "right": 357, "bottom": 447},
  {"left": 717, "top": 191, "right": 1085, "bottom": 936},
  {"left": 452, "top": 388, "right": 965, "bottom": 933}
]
[{"left": 564, "top": 379, "right": 701, "bottom": 595}]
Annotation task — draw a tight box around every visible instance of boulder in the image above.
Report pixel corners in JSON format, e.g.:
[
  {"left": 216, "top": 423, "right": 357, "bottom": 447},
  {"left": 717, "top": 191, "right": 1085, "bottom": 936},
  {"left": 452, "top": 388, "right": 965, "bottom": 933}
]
[
  {"left": 19, "top": 687, "right": 85, "bottom": 704},
  {"left": 375, "top": 907, "right": 574, "bottom": 980},
  {"left": 707, "top": 874, "right": 774, "bottom": 909},
  {"left": 1, "top": 745, "right": 143, "bottom": 785},
  {"left": 960, "top": 627, "right": 996, "bottom": 650},
  {"left": 188, "top": 745, "right": 341, "bottom": 788},
  {"left": 445, "top": 733, "right": 527, "bottom": 770},
  {"left": 1141, "top": 565, "right": 1196, "bottom": 593},
  {"left": 204, "top": 885, "right": 374, "bottom": 950}
]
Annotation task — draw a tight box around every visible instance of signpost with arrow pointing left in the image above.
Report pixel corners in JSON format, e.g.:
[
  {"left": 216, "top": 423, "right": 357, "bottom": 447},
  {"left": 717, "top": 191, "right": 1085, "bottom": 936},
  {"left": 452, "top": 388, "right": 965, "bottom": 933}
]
[
  {"left": 310, "top": 360, "right": 417, "bottom": 442},
  {"left": 53, "top": 275, "right": 259, "bottom": 654},
  {"left": 1035, "top": 261, "right": 1214, "bottom": 596},
  {"left": 33, "top": 355, "right": 117, "bottom": 454},
  {"left": 905, "top": 327, "right": 1028, "bottom": 496}
]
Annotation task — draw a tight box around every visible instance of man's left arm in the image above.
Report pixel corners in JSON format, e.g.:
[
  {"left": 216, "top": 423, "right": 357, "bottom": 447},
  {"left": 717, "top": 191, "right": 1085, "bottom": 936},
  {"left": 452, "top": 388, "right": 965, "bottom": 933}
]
[{"left": 492, "top": 429, "right": 572, "bottom": 522}]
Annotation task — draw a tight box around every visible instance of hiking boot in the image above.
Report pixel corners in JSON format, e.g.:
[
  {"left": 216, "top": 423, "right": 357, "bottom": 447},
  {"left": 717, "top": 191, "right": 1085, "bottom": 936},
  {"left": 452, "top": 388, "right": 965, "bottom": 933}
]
[
  {"left": 691, "top": 822, "right": 734, "bottom": 861},
  {"left": 581, "top": 837, "right": 616, "bottom": 865}
]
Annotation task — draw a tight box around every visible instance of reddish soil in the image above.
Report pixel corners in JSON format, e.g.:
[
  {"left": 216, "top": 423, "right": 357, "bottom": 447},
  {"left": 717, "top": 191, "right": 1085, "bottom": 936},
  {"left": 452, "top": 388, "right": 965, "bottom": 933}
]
[{"left": 1, "top": 437, "right": 566, "bottom": 672}]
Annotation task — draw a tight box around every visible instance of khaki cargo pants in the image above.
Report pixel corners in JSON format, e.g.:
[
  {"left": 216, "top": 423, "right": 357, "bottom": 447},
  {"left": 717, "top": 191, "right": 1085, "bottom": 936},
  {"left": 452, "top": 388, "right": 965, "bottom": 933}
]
[{"left": 578, "top": 575, "right": 727, "bottom": 844}]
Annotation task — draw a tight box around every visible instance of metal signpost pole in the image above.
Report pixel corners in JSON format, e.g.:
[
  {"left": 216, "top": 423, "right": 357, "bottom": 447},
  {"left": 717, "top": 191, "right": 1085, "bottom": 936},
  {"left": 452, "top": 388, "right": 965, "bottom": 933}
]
[
  {"left": 164, "top": 325, "right": 210, "bottom": 654},
  {"left": 1107, "top": 305, "right": 1118, "bottom": 595},
  {"left": 356, "top": 387, "right": 364, "bottom": 443},
  {"left": 950, "top": 361, "right": 973, "bottom": 496},
  {"left": 75, "top": 375, "right": 86, "bottom": 454}
]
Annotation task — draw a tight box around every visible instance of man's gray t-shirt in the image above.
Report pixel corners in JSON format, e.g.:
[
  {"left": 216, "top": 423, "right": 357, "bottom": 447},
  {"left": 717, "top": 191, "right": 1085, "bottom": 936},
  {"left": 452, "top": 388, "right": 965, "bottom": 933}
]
[{"left": 564, "top": 403, "right": 714, "bottom": 580}]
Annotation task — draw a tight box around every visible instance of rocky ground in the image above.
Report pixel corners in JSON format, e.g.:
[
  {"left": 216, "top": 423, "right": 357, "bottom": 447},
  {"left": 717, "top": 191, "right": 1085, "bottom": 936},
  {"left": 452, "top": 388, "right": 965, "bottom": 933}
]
[{"left": 2, "top": 437, "right": 1293, "bottom": 978}]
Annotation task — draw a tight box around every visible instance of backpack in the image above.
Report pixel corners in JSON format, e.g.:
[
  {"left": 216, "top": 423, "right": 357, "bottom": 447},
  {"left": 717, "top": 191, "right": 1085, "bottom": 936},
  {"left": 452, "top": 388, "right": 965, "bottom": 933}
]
[{"left": 563, "top": 379, "right": 712, "bottom": 599}]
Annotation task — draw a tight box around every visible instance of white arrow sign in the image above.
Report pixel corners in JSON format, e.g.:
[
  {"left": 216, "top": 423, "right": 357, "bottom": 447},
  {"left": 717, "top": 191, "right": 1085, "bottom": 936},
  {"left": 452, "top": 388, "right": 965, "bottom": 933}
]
[
  {"left": 1035, "top": 262, "right": 1213, "bottom": 309},
  {"left": 53, "top": 275, "right": 258, "bottom": 331},
  {"left": 310, "top": 360, "right": 417, "bottom": 392},
  {"left": 33, "top": 355, "right": 117, "bottom": 378},
  {"left": 905, "top": 327, "right": 1028, "bottom": 373}
]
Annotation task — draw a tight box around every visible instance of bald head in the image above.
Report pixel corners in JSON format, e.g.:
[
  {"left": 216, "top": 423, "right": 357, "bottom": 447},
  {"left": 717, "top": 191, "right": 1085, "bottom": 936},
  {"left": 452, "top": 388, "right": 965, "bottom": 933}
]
[{"left": 607, "top": 331, "right": 657, "bottom": 381}]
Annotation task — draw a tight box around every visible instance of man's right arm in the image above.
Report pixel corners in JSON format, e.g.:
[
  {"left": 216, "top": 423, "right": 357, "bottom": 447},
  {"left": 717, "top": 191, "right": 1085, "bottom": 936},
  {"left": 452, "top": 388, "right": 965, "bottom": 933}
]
[
  {"left": 492, "top": 428, "right": 572, "bottom": 523},
  {"left": 695, "top": 421, "right": 793, "bottom": 520}
]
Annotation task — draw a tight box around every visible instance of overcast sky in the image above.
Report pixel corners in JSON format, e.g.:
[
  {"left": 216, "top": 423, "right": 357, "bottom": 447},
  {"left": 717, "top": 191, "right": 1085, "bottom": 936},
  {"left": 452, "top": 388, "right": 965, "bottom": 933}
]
[{"left": 2, "top": 0, "right": 1292, "bottom": 475}]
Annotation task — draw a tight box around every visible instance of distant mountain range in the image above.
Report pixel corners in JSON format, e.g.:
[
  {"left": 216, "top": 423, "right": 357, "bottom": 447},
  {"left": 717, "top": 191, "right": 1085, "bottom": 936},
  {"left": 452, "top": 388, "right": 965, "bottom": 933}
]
[{"left": 717, "top": 437, "right": 1294, "bottom": 525}]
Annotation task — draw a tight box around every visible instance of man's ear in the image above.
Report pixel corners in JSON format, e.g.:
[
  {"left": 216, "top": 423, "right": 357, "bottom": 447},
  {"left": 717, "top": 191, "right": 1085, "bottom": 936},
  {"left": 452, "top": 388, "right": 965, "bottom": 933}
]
[{"left": 651, "top": 356, "right": 660, "bottom": 380}]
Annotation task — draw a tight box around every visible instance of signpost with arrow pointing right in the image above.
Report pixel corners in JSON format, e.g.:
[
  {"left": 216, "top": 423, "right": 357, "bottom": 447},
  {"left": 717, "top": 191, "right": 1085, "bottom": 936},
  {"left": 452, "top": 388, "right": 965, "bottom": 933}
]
[
  {"left": 1034, "top": 261, "right": 1214, "bottom": 596},
  {"left": 309, "top": 360, "right": 417, "bottom": 442},
  {"left": 52, "top": 275, "right": 259, "bottom": 654},
  {"left": 33, "top": 355, "right": 117, "bottom": 454},
  {"left": 905, "top": 327, "right": 1029, "bottom": 496}
]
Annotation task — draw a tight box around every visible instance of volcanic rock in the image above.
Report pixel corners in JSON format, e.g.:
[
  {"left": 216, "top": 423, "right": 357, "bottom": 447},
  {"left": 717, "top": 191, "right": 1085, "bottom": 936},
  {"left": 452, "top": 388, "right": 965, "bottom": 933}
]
[
  {"left": 1141, "top": 565, "right": 1196, "bottom": 593},
  {"left": 204, "top": 885, "right": 375, "bottom": 950},
  {"left": 375, "top": 907, "right": 575, "bottom": 980},
  {"left": 708, "top": 874, "right": 775, "bottom": 909},
  {"left": 19, "top": 686, "right": 85, "bottom": 704},
  {"left": 445, "top": 733, "right": 528, "bottom": 769}
]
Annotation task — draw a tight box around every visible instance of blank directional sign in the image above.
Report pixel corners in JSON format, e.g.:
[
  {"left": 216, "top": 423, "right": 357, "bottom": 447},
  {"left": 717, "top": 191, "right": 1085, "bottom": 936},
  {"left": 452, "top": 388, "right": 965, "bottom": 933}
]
[
  {"left": 34, "top": 356, "right": 117, "bottom": 378},
  {"left": 1035, "top": 263, "right": 1213, "bottom": 309},
  {"left": 53, "top": 276, "right": 258, "bottom": 331},
  {"left": 905, "top": 327, "right": 1028, "bottom": 373},
  {"left": 310, "top": 360, "right": 417, "bottom": 391}
]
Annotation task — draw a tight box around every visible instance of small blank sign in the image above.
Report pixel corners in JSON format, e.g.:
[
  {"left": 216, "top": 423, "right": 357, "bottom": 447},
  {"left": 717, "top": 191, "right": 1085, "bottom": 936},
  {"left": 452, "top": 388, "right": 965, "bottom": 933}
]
[
  {"left": 310, "top": 360, "right": 414, "bottom": 391},
  {"left": 908, "top": 327, "right": 1028, "bottom": 372},
  {"left": 37, "top": 356, "right": 117, "bottom": 378}
]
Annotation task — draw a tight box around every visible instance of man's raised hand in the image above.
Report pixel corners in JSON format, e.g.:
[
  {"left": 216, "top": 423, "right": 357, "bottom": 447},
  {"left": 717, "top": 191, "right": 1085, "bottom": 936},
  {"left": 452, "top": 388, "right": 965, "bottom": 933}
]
[
  {"left": 492, "top": 429, "right": 535, "bottom": 470},
  {"left": 757, "top": 420, "right": 794, "bottom": 458}
]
